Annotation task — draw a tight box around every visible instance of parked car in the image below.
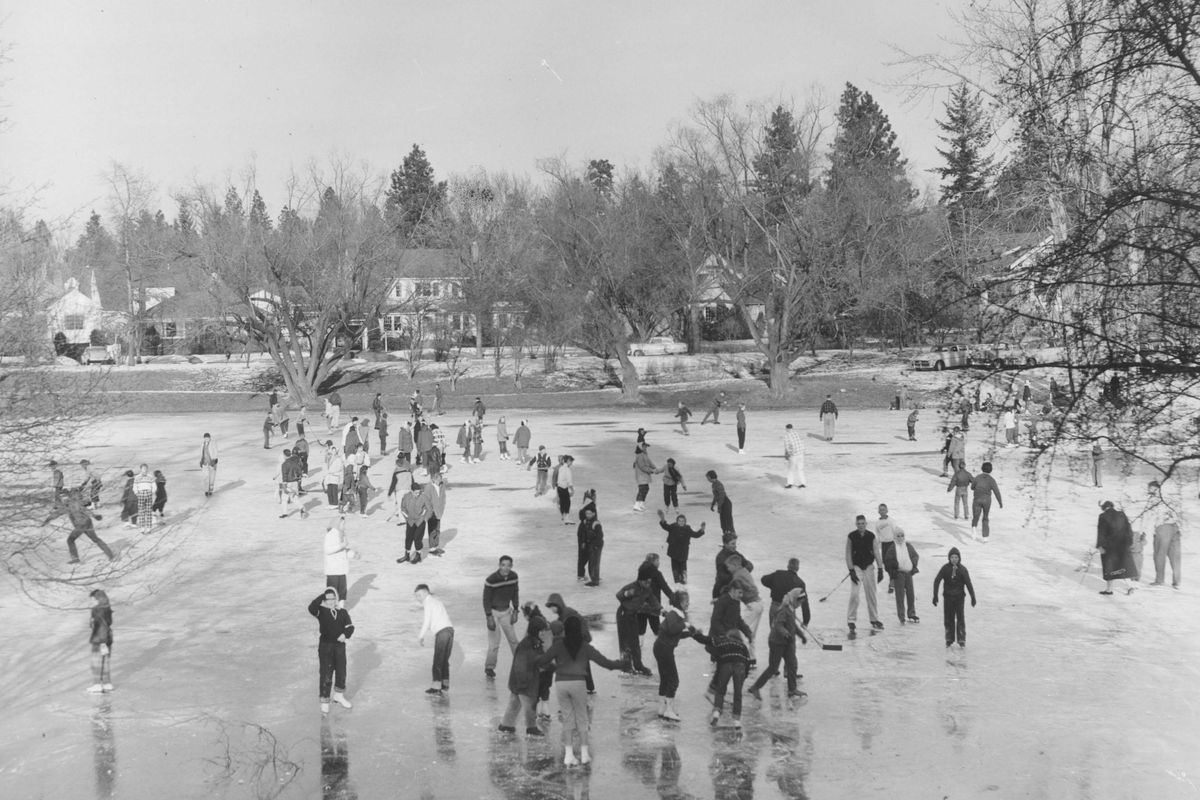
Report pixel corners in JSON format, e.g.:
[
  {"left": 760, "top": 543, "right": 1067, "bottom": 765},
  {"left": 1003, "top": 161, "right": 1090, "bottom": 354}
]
[
  {"left": 1014, "top": 340, "right": 1067, "bottom": 366},
  {"left": 627, "top": 337, "right": 687, "bottom": 356},
  {"left": 910, "top": 344, "right": 971, "bottom": 371},
  {"left": 81, "top": 345, "right": 115, "bottom": 365},
  {"left": 967, "top": 343, "right": 1017, "bottom": 369}
]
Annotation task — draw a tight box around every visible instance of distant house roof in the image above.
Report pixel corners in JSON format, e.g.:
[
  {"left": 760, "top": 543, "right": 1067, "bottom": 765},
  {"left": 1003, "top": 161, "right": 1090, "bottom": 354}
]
[{"left": 394, "top": 249, "right": 462, "bottom": 279}]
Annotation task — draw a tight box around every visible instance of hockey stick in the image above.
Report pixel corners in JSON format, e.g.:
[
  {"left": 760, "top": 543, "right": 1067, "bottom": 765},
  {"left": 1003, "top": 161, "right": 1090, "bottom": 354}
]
[
  {"left": 800, "top": 626, "right": 843, "bottom": 652},
  {"left": 817, "top": 574, "right": 849, "bottom": 602},
  {"left": 1077, "top": 549, "right": 1096, "bottom": 585}
]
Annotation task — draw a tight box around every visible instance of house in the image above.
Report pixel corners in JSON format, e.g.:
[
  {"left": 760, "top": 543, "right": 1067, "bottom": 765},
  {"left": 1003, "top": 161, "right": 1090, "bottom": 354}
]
[
  {"left": 46, "top": 273, "right": 109, "bottom": 348},
  {"left": 381, "top": 248, "right": 525, "bottom": 349}
]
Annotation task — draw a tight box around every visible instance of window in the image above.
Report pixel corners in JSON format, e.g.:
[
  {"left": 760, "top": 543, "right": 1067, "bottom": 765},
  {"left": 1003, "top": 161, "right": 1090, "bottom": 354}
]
[
  {"left": 163, "top": 321, "right": 178, "bottom": 338},
  {"left": 384, "top": 314, "right": 407, "bottom": 333},
  {"left": 64, "top": 314, "right": 85, "bottom": 331}
]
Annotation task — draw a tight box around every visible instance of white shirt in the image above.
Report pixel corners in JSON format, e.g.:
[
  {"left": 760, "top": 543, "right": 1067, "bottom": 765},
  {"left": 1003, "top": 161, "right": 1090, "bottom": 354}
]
[
  {"left": 876, "top": 517, "right": 897, "bottom": 544},
  {"left": 1003, "top": 411, "right": 1015, "bottom": 429},
  {"left": 324, "top": 527, "right": 349, "bottom": 576},
  {"left": 556, "top": 464, "right": 573, "bottom": 489},
  {"left": 420, "top": 594, "right": 453, "bottom": 639}
]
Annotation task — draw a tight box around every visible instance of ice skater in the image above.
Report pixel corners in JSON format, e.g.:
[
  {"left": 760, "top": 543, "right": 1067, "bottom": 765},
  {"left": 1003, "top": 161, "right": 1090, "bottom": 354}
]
[
  {"left": 45, "top": 488, "right": 114, "bottom": 564},
  {"left": 555, "top": 455, "right": 575, "bottom": 524},
  {"left": 783, "top": 424, "right": 806, "bottom": 488},
  {"left": 632, "top": 443, "right": 661, "bottom": 512},
  {"left": 1142, "top": 481, "right": 1182, "bottom": 588},
  {"left": 133, "top": 464, "right": 155, "bottom": 533},
  {"left": 497, "top": 416, "right": 510, "bottom": 460},
  {"left": 653, "top": 589, "right": 700, "bottom": 721},
  {"left": 497, "top": 614, "right": 548, "bottom": 738},
  {"left": 529, "top": 446, "right": 551, "bottom": 496},
  {"left": 199, "top": 433, "right": 218, "bottom": 497},
  {"left": 661, "top": 458, "right": 687, "bottom": 510},
  {"left": 970, "top": 462, "right": 1003, "bottom": 542},
  {"left": 707, "top": 470, "right": 734, "bottom": 534},
  {"left": 845, "top": 514, "right": 883, "bottom": 635},
  {"left": 416, "top": 583, "right": 454, "bottom": 695},
  {"left": 883, "top": 529, "right": 920, "bottom": 624},
  {"left": 699, "top": 391, "right": 726, "bottom": 425},
  {"left": 946, "top": 462, "right": 973, "bottom": 519},
  {"left": 747, "top": 587, "right": 807, "bottom": 702},
  {"left": 819, "top": 394, "right": 838, "bottom": 441},
  {"left": 87, "top": 589, "right": 114, "bottom": 694},
  {"left": 615, "top": 565, "right": 660, "bottom": 676},
  {"left": 309, "top": 586, "right": 354, "bottom": 713},
  {"left": 483, "top": 555, "right": 521, "bottom": 679},
  {"left": 674, "top": 401, "right": 692, "bottom": 435},
  {"left": 906, "top": 408, "right": 919, "bottom": 441},
  {"left": 735, "top": 403, "right": 747, "bottom": 453},
  {"left": 398, "top": 480, "right": 432, "bottom": 564},
  {"left": 1095, "top": 500, "right": 1138, "bottom": 595},
  {"left": 932, "top": 548, "right": 976, "bottom": 647},
  {"left": 151, "top": 469, "right": 167, "bottom": 520},
  {"left": 658, "top": 509, "right": 705, "bottom": 584},
  {"left": 324, "top": 519, "right": 354, "bottom": 608},
  {"left": 709, "top": 628, "right": 751, "bottom": 730},
  {"left": 422, "top": 471, "right": 447, "bottom": 556}
]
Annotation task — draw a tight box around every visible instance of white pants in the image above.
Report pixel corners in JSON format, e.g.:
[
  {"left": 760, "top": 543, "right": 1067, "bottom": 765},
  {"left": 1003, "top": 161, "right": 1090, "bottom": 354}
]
[
  {"left": 785, "top": 455, "right": 805, "bottom": 486},
  {"left": 742, "top": 599, "right": 764, "bottom": 652}
]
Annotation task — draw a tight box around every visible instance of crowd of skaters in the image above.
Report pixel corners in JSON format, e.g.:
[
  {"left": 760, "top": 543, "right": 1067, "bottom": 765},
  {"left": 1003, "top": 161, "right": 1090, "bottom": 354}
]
[{"left": 63, "top": 381, "right": 1186, "bottom": 767}]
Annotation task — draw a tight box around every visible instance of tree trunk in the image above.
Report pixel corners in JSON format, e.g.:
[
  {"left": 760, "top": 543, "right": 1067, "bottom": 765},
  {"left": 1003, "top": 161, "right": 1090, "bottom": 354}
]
[
  {"left": 614, "top": 352, "right": 641, "bottom": 402},
  {"left": 768, "top": 357, "right": 790, "bottom": 398}
]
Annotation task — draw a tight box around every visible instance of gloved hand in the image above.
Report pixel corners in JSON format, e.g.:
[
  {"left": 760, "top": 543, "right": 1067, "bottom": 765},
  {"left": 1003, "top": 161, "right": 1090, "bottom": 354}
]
[
  {"left": 486, "top": 615, "right": 496, "bottom": 631},
  {"left": 798, "top": 630, "right": 808, "bottom": 645},
  {"left": 877, "top": 568, "right": 884, "bottom": 583},
  {"left": 932, "top": 597, "right": 938, "bottom": 607},
  {"left": 971, "top": 598, "right": 977, "bottom": 607},
  {"left": 511, "top": 608, "right": 519, "bottom": 625},
  {"left": 849, "top": 570, "right": 860, "bottom": 585}
]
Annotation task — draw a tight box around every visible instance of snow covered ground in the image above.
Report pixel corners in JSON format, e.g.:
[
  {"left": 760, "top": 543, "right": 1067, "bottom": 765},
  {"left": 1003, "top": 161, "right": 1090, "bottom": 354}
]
[{"left": 1, "top": 403, "right": 1196, "bottom": 799}]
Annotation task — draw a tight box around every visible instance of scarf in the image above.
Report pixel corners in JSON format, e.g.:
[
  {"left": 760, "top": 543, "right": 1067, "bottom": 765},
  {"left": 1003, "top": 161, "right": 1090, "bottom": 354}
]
[{"left": 896, "top": 541, "right": 913, "bottom": 573}]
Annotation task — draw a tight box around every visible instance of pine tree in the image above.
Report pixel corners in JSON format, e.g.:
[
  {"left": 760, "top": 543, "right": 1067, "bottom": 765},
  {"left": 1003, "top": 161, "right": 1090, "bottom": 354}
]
[
  {"left": 385, "top": 144, "right": 447, "bottom": 243},
  {"left": 223, "top": 187, "right": 245, "bottom": 219},
  {"left": 752, "top": 105, "right": 813, "bottom": 218},
  {"left": 828, "top": 83, "right": 908, "bottom": 191},
  {"left": 586, "top": 159, "right": 615, "bottom": 197},
  {"left": 935, "top": 82, "right": 994, "bottom": 221},
  {"left": 248, "top": 190, "right": 272, "bottom": 231},
  {"left": 175, "top": 199, "right": 195, "bottom": 238}
]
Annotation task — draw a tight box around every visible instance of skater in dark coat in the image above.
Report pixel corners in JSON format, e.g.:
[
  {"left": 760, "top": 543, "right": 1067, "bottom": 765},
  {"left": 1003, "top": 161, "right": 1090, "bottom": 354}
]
[
  {"left": 932, "top": 547, "right": 976, "bottom": 647},
  {"left": 87, "top": 589, "right": 114, "bottom": 693},
  {"left": 658, "top": 509, "right": 705, "bottom": 584},
  {"left": 883, "top": 529, "right": 920, "bottom": 624},
  {"left": 308, "top": 586, "right": 355, "bottom": 713},
  {"left": 497, "top": 615, "right": 548, "bottom": 737},
  {"left": 151, "top": 470, "right": 167, "bottom": 519},
  {"left": 119, "top": 470, "right": 137, "bottom": 525},
  {"left": 1096, "top": 500, "right": 1138, "bottom": 594},
  {"left": 652, "top": 589, "right": 702, "bottom": 721}
]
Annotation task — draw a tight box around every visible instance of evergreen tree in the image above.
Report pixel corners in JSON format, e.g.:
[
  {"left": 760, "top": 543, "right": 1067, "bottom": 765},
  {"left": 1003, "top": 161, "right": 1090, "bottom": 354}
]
[
  {"left": 176, "top": 199, "right": 195, "bottom": 238},
  {"left": 752, "top": 105, "right": 813, "bottom": 218},
  {"left": 935, "top": 82, "right": 994, "bottom": 220},
  {"left": 248, "top": 190, "right": 272, "bottom": 231},
  {"left": 223, "top": 186, "right": 245, "bottom": 219},
  {"left": 586, "top": 159, "right": 615, "bottom": 197},
  {"left": 828, "top": 83, "right": 908, "bottom": 191},
  {"left": 385, "top": 144, "right": 447, "bottom": 243}
]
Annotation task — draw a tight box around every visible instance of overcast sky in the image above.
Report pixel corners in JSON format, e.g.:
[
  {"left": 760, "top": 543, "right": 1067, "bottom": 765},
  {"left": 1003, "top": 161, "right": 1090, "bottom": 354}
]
[{"left": 1, "top": 0, "right": 962, "bottom": 237}]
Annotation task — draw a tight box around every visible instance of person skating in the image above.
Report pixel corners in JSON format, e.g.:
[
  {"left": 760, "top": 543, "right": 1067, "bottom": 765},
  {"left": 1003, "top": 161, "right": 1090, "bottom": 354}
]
[
  {"left": 970, "top": 462, "right": 1003, "bottom": 542},
  {"left": 944, "top": 427, "right": 966, "bottom": 475},
  {"left": 151, "top": 469, "right": 167, "bottom": 520},
  {"left": 661, "top": 458, "right": 687, "bottom": 510},
  {"left": 483, "top": 555, "right": 521, "bottom": 679},
  {"left": 277, "top": 448, "right": 303, "bottom": 518},
  {"left": 946, "top": 463, "right": 973, "bottom": 520},
  {"left": 783, "top": 424, "right": 806, "bottom": 488},
  {"left": 49, "top": 460, "right": 65, "bottom": 502},
  {"left": 398, "top": 481, "right": 433, "bottom": 564},
  {"left": 87, "top": 589, "right": 114, "bottom": 693},
  {"left": 845, "top": 514, "right": 883, "bottom": 635},
  {"left": 555, "top": 455, "right": 575, "bottom": 524},
  {"left": 1096, "top": 500, "right": 1138, "bottom": 595},
  {"left": 199, "top": 433, "right": 219, "bottom": 497},
  {"left": 79, "top": 459, "right": 103, "bottom": 509},
  {"left": 632, "top": 443, "right": 661, "bottom": 512},
  {"left": 377, "top": 411, "right": 389, "bottom": 456},
  {"left": 324, "top": 449, "right": 345, "bottom": 509},
  {"left": 932, "top": 548, "right": 976, "bottom": 647},
  {"left": 473, "top": 396, "right": 486, "bottom": 421},
  {"left": 637, "top": 553, "right": 674, "bottom": 634},
  {"left": 707, "top": 470, "right": 734, "bottom": 535},
  {"left": 396, "top": 420, "right": 414, "bottom": 467},
  {"left": 327, "top": 391, "right": 343, "bottom": 431},
  {"left": 497, "top": 614, "right": 549, "bottom": 738},
  {"left": 653, "top": 589, "right": 701, "bottom": 721},
  {"left": 496, "top": 416, "right": 510, "bottom": 460},
  {"left": 723, "top": 553, "right": 763, "bottom": 666},
  {"left": 747, "top": 587, "right": 807, "bottom": 702},
  {"left": 309, "top": 586, "right": 355, "bottom": 713},
  {"left": 263, "top": 412, "right": 275, "bottom": 449},
  {"left": 537, "top": 614, "right": 627, "bottom": 766},
  {"left": 529, "top": 446, "right": 552, "bottom": 496},
  {"left": 1141, "top": 481, "right": 1182, "bottom": 588},
  {"left": 324, "top": 519, "right": 354, "bottom": 608},
  {"left": 674, "top": 401, "right": 692, "bottom": 436},
  {"left": 133, "top": 464, "right": 155, "bottom": 533},
  {"left": 434, "top": 382, "right": 445, "bottom": 415},
  {"left": 514, "top": 420, "right": 532, "bottom": 465},
  {"left": 658, "top": 509, "right": 705, "bottom": 584},
  {"left": 699, "top": 391, "right": 726, "bottom": 425},
  {"left": 415, "top": 583, "right": 454, "bottom": 695},
  {"left": 295, "top": 435, "right": 311, "bottom": 479},
  {"left": 712, "top": 532, "right": 753, "bottom": 599},
  {"left": 470, "top": 417, "right": 484, "bottom": 463},
  {"left": 44, "top": 488, "right": 114, "bottom": 564},
  {"left": 415, "top": 420, "right": 434, "bottom": 467},
  {"left": 819, "top": 394, "right": 838, "bottom": 441},
  {"left": 709, "top": 629, "right": 751, "bottom": 730},
  {"left": 883, "top": 529, "right": 920, "bottom": 624},
  {"left": 906, "top": 408, "right": 919, "bottom": 441},
  {"left": 575, "top": 489, "right": 598, "bottom": 581},
  {"left": 372, "top": 392, "right": 384, "bottom": 428},
  {"left": 119, "top": 470, "right": 137, "bottom": 527},
  {"left": 580, "top": 506, "right": 604, "bottom": 586},
  {"left": 296, "top": 406, "right": 308, "bottom": 438},
  {"left": 616, "top": 565, "right": 660, "bottom": 676},
  {"left": 735, "top": 403, "right": 748, "bottom": 453},
  {"left": 1003, "top": 408, "right": 1018, "bottom": 446},
  {"left": 876, "top": 503, "right": 898, "bottom": 594}
]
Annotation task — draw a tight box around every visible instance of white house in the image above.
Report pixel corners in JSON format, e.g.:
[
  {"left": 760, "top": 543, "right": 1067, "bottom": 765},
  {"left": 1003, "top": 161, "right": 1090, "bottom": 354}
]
[{"left": 46, "top": 274, "right": 104, "bottom": 346}]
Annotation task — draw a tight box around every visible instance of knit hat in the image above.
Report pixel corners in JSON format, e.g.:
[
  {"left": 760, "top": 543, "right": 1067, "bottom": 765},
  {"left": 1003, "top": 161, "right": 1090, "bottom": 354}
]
[{"left": 637, "top": 563, "right": 656, "bottom": 581}]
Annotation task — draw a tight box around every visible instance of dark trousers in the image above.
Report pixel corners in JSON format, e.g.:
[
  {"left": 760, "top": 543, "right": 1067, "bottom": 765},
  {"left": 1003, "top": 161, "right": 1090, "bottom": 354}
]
[
  {"left": 379, "top": 432, "right": 387, "bottom": 454},
  {"left": 557, "top": 487, "right": 571, "bottom": 515},
  {"left": 718, "top": 499, "right": 734, "bottom": 534},
  {"left": 971, "top": 499, "right": 992, "bottom": 538},
  {"left": 399, "top": 450, "right": 412, "bottom": 466},
  {"left": 616, "top": 608, "right": 646, "bottom": 670},
  {"left": 318, "top": 640, "right": 347, "bottom": 699},
  {"left": 893, "top": 571, "right": 915, "bottom": 621},
  {"left": 576, "top": 541, "right": 588, "bottom": 579},
  {"left": 663, "top": 484, "right": 678, "bottom": 508},
  {"left": 750, "top": 641, "right": 797, "bottom": 694},
  {"left": 712, "top": 660, "right": 746, "bottom": 716},
  {"left": 637, "top": 612, "right": 661, "bottom": 636},
  {"left": 68, "top": 525, "right": 113, "bottom": 561},
  {"left": 587, "top": 543, "right": 603, "bottom": 582},
  {"left": 356, "top": 487, "right": 369, "bottom": 513},
  {"left": 325, "top": 485, "right": 340, "bottom": 506},
  {"left": 432, "top": 627, "right": 454, "bottom": 684},
  {"left": 636, "top": 484, "right": 650, "bottom": 502},
  {"left": 326, "top": 574, "right": 347, "bottom": 605},
  {"left": 653, "top": 640, "right": 679, "bottom": 697},
  {"left": 670, "top": 557, "right": 687, "bottom": 584},
  {"left": 737, "top": 427, "right": 746, "bottom": 449},
  {"left": 405, "top": 522, "right": 426, "bottom": 555},
  {"left": 907, "top": 423, "right": 916, "bottom": 440},
  {"left": 943, "top": 595, "right": 966, "bottom": 645},
  {"left": 427, "top": 514, "right": 441, "bottom": 550}
]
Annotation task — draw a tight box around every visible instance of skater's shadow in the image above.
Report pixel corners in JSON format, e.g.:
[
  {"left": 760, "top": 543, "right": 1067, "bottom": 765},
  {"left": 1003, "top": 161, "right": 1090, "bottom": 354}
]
[
  {"left": 118, "top": 635, "right": 176, "bottom": 682},
  {"left": 919, "top": 467, "right": 945, "bottom": 477},
  {"left": 725, "top": 444, "right": 740, "bottom": 453},
  {"left": 806, "top": 434, "right": 827, "bottom": 442},
  {"left": 439, "top": 527, "right": 459, "bottom": 548},
  {"left": 346, "top": 573, "right": 377, "bottom": 609},
  {"left": 448, "top": 482, "right": 496, "bottom": 489},
  {"left": 763, "top": 473, "right": 789, "bottom": 488},
  {"left": 488, "top": 487, "right": 528, "bottom": 492},
  {"left": 893, "top": 435, "right": 912, "bottom": 441},
  {"left": 351, "top": 638, "right": 382, "bottom": 686},
  {"left": 217, "top": 480, "right": 245, "bottom": 493}
]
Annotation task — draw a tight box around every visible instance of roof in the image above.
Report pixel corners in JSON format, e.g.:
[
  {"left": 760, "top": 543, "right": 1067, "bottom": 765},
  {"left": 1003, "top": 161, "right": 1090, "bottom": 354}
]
[{"left": 394, "top": 249, "right": 462, "bottom": 279}]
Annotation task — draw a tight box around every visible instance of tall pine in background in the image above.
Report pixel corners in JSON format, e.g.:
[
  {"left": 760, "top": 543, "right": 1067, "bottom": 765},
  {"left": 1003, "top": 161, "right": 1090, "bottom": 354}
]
[
  {"left": 934, "top": 82, "right": 993, "bottom": 231},
  {"left": 385, "top": 144, "right": 447, "bottom": 245}
]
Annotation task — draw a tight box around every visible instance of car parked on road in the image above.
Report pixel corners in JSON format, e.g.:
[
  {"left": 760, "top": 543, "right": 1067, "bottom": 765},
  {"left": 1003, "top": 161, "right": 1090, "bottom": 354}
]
[
  {"left": 967, "top": 343, "right": 1017, "bottom": 369},
  {"left": 627, "top": 337, "right": 688, "bottom": 356},
  {"left": 910, "top": 344, "right": 971, "bottom": 371},
  {"left": 81, "top": 345, "right": 115, "bottom": 365}
]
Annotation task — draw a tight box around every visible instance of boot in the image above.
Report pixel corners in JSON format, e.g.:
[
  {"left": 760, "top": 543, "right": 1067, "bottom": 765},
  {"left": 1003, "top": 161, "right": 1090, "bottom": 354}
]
[
  {"left": 656, "top": 697, "right": 667, "bottom": 718},
  {"left": 332, "top": 692, "right": 353, "bottom": 708},
  {"left": 563, "top": 747, "right": 579, "bottom": 766},
  {"left": 580, "top": 746, "right": 591, "bottom": 765},
  {"left": 633, "top": 501, "right": 645, "bottom": 512},
  {"left": 661, "top": 699, "right": 680, "bottom": 721}
]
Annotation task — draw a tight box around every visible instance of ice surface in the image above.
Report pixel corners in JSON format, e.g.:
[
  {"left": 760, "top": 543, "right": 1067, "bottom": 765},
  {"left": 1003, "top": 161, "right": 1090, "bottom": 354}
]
[{"left": 1, "top": 406, "right": 1196, "bottom": 799}]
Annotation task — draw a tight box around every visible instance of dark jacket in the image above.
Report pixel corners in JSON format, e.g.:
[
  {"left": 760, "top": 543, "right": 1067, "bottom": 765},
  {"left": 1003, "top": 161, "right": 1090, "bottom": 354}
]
[
  {"left": 638, "top": 561, "right": 674, "bottom": 607},
  {"left": 90, "top": 606, "right": 113, "bottom": 646},
  {"left": 655, "top": 609, "right": 693, "bottom": 650},
  {"left": 883, "top": 541, "right": 921, "bottom": 577},
  {"left": 661, "top": 520, "right": 705, "bottom": 560},
  {"left": 932, "top": 548, "right": 976, "bottom": 602},
  {"left": 760, "top": 568, "right": 804, "bottom": 604},
  {"left": 545, "top": 594, "right": 591, "bottom": 643},
  {"left": 308, "top": 591, "right": 355, "bottom": 642},
  {"left": 535, "top": 641, "right": 623, "bottom": 681},
  {"left": 709, "top": 592, "right": 751, "bottom": 642},
  {"left": 616, "top": 580, "right": 660, "bottom": 616},
  {"left": 767, "top": 603, "right": 800, "bottom": 647},
  {"left": 483, "top": 569, "right": 520, "bottom": 613},
  {"left": 507, "top": 635, "right": 544, "bottom": 697}
]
